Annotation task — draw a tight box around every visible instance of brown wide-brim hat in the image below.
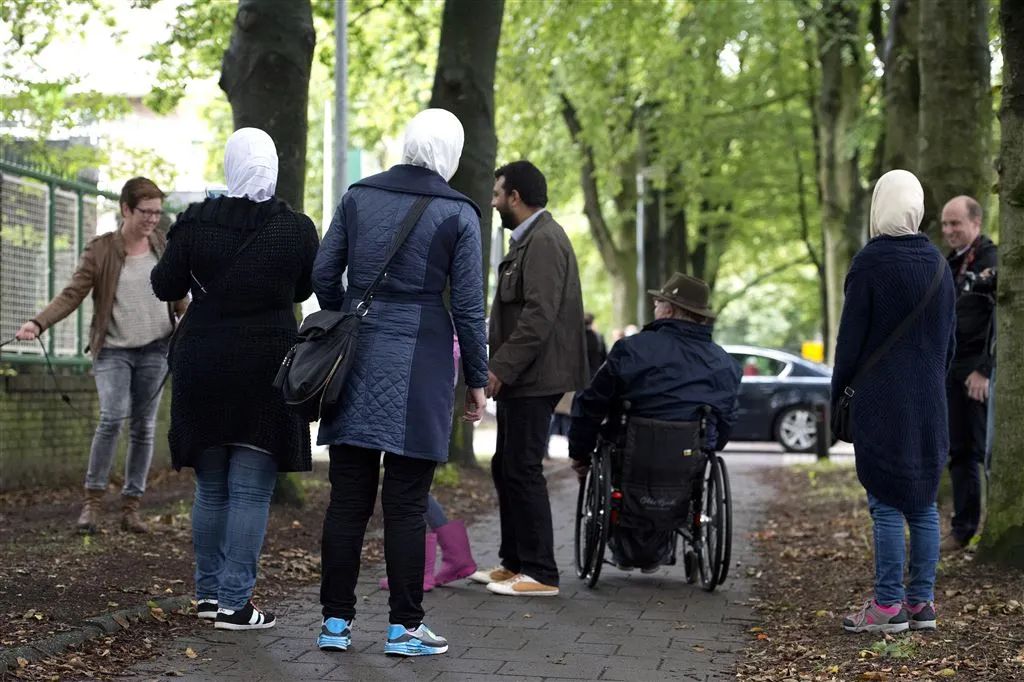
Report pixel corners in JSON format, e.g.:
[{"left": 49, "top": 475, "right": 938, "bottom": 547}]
[{"left": 648, "top": 272, "right": 716, "bottom": 320}]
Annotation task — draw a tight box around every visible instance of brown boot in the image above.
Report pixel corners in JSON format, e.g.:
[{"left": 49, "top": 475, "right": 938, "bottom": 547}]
[
  {"left": 77, "top": 489, "right": 104, "bottom": 535},
  {"left": 121, "top": 496, "right": 149, "bottom": 533}
]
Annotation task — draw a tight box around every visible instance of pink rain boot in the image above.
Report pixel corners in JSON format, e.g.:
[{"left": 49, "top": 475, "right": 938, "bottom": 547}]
[
  {"left": 380, "top": 532, "right": 437, "bottom": 592},
  {"left": 433, "top": 520, "right": 477, "bottom": 586}
]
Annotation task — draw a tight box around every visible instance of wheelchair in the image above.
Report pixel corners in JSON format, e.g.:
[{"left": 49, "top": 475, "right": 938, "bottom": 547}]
[{"left": 573, "top": 408, "right": 732, "bottom": 592}]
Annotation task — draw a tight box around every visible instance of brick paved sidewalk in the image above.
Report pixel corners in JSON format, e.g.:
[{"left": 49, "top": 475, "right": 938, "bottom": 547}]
[{"left": 126, "top": 458, "right": 770, "bottom": 682}]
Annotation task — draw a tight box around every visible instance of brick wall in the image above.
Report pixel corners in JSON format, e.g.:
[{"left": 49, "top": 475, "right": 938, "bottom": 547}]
[{"left": 0, "top": 362, "right": 172, "bottom": 492}]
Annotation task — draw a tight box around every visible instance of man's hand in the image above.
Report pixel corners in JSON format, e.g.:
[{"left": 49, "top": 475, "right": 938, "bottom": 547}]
[
  {"left": 965, "top": 371, "right": 990, "bottom": 402},
  {"left": 464, "top": 387, "right": 486, "bottom": 422},
  {"left": 15, "top": 320, "right": 40, "bottom": 341},
  {"left": 486, "top": 370, "right": 503, "bottom": 399},
  {"left": 570, "top": 458, "right": 590, "bottom": 483}
]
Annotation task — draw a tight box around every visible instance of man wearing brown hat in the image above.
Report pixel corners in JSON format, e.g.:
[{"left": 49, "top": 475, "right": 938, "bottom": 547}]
[{"left": 568, "top": 272, "right": 741, "bottom": 572}]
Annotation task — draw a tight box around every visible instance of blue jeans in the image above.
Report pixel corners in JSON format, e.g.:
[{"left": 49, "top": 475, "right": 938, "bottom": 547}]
[
  {"left": 985, "top": 366, "right": 995, "bottom": 480},
  {"left": 868, "top": 493, "right": 939, "bottom": 606},
  {"left": 424, "top": 493, "right": 448, "bottom": 530},
  {"left": 86, "top": 341, "right": 168, "bottom": 496},
  {"left": 192, "top": 446, "right": 278, "bottom": 611}
]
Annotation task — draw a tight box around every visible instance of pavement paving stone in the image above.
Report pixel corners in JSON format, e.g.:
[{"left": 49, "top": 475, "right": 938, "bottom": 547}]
[{"left": 124, "top": 457, "right": 771, "bottom": 681}]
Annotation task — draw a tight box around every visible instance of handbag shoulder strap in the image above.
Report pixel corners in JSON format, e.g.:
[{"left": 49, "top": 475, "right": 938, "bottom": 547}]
[
  {"left": 355, "top": 195, "right": 433, "bottom": 314},
  {"left": 190, "top": 220, "right": 267, "bottom": 297},
  {"left": 847, "top": 258, "right": 947, "bottom": 392}
]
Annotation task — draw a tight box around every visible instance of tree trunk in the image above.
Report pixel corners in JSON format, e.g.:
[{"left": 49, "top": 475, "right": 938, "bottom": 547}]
[
  {"left": 917, "top": 0, "right": 992, "bottom": 240},
  {"left": 220, "top": 0, "right": 315, "bottom": 212},
  {"left": 429, "top": 0, "right": 504, "bottom": 468},
  {"left": 220, "top": 0, "right": 315, "bottom": 507},
  {"left": 882, "top": 0, "right": 920, "bottom": 174},
  {"left": 815, "top": 0, "right": 864, "bottom": 365},
  {"left": 978, "top": 2, "right": 1024, "bottom": 568}
]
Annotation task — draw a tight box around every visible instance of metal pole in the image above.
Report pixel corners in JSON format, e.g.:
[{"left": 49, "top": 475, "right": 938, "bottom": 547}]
[
  {"left": 46, "top": 182, "right": 56, "bottom": 357},
  {"left": 322, "top": 99, "right": 333, "bottom": 235},
  {"left": 635, "top": 172, "right": 645, "bottom": 325},
  {"left": 76, "top": 191, "right": 84, "bottom": 357},
  {"left": 333, "top": 0, "right": 348, "bottom": 208}
]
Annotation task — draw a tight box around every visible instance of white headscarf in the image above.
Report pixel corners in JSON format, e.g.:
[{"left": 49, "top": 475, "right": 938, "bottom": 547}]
[
  {"left": 400, "top": 109, "right": 465, "bottom": 182},
  {"left": 224, "top": 128, "right": 278, "bottom": 203},
  {"left": 870, "top": 169, "right": 924, "bottom": 238}
]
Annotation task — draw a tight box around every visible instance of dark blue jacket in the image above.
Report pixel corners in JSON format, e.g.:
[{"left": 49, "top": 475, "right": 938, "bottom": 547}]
[
  {"left": 568, "top": 319, "right": 741, "bottom": 461},
  {"left": 832, "top": 233, "right": 956, "bottom": 512},
  {"left": 312, "top": 165, "right": 488, "bottom": 462}
]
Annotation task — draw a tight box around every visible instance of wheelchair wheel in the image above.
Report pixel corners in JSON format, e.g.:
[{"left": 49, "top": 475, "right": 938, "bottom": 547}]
[
  {"left": 697, "top": 454, "right": 728, "bottom": 592},
  {"left": 715, "top": 455, "right": 733, "bottom": 586},
  {"left": 573, "top": 447, "right": 610, "bottom": 588}
]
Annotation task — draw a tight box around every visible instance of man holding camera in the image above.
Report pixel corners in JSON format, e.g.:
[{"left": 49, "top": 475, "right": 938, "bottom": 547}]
[{"left": 941, "top": 195, "right": 997, "bottom": 552}]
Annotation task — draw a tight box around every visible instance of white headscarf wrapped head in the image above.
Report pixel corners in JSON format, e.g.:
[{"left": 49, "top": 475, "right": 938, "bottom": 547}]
[
  {"left": 224, "top": 128, "right": 278, "bottom": 203},
  {"left": 870, "top": 169, "right": 924, "bottom": 238},
  {"left": 400, "top": 109, "right": 465, "bottom": 182}
]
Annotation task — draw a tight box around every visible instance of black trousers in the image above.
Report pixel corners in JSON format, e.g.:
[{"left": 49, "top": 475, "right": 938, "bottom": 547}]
[
  {"left": 320, "top": 445, "right": 435, "bottom": 627},
  {"left": 947, "top": 374, "right": 987, "bottom": 542},
  {"left": 493, "top": 395, "right": 561, "bottom": 586}
]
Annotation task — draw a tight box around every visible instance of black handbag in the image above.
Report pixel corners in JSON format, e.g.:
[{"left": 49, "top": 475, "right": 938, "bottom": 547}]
[
  {"left": 831, "top": 259, "right": 946, "bottom": 443},
  {"left": 273, "top": 195, "right": 433, "bottom": 422}
]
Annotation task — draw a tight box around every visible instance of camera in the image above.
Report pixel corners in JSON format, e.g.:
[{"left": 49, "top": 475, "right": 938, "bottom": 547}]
[{"left": 961, "top": 268, "right": 996, "bottom": 295}]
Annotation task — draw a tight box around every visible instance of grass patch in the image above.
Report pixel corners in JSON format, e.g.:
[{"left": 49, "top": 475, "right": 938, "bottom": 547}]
[{"left": 433, "top": 464, "right": 462, "bottom": 487}]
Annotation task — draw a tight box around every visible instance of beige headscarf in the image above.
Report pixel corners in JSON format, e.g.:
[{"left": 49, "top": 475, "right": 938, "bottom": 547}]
[
  {"left": 870, "top": 169, "right": 924, "bottom": 238},
  {"left": 400, "top": 109, "right": 465, "bottom": 182}
]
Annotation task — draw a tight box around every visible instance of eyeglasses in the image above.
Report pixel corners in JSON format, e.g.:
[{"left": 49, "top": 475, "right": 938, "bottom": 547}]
[{"left": 134, "top": 208, "right": 162, "bottom": 219}]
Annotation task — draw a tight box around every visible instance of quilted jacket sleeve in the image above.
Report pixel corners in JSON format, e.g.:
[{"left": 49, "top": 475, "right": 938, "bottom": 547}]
[
  {"left": 449, "top": 204, "right": 488, "bottom": 389},
  {"left": 312, "top": 197, "right": 350, "bottom": 311}
]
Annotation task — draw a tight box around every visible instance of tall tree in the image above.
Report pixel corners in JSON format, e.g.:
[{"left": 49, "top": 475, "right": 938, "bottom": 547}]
[
  {"left": 220, "top": 0, "right": 316, "bottom": 504},
  {"left": 978, "top": 1, "right": 1024, "bottom": 568},
  {"left": 220, "top": 0, "right": 316, "bottom": 211},
  {"left": 813, "top": 0, "right": 866, "bottom": 363},
  {"left": 917, "top": 0, "right": 992, "bottom": 238},
  {"left": 881, "top": 0, "right": 920, "bottom": 174},
  {"left": 429, "top": 0, "right": 505, "bottom": 467}
]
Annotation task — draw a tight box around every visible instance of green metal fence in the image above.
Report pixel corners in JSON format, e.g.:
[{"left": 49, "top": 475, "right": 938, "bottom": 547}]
[{"left": 1, "top": 158, "right": 125, "bottom": 366}]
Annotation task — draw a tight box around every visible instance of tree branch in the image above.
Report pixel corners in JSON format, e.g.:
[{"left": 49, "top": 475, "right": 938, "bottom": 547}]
[
  {"left": 560, "top": 93, "right": 622, "bottom": 274},
  {"left": 713, "top": 257, "right": 813, "bottom": 316},
  {"left": 348, "top": 0, "right": 390, "bottom": 27},
  {"left": 703, "top": 90, "right": 810, "bottom": 119}
]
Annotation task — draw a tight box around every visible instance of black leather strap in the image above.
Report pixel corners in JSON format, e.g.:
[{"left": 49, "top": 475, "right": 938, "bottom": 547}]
[
  {"left": 844, "top": 259, "right": 946, "bottom": 397},
  {"left": 355, "top": 195, "right": 433, "bottom": 315}
]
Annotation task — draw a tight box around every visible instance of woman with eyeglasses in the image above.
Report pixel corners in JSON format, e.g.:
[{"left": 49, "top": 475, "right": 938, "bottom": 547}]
[{"left": 14, "top": 177, "right": 188, "bottom": 535}]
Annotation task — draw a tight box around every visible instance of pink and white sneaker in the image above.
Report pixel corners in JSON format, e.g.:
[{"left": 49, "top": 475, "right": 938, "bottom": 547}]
[{"left": 842, "top": 599, "right": 909, "bottom": 633}]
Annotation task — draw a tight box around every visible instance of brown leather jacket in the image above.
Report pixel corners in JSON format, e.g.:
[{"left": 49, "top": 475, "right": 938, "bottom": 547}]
[
  {"left": 488, "top": 212, "right": 589, "bottom": 399},
  {"left": 33, "top": 230, "right": 187, "bottom": 359}
]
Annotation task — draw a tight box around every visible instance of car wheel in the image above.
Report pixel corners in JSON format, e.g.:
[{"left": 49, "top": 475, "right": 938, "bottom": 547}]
[{"left": 775, "top": 405, "right": 818, "bottom": 453}]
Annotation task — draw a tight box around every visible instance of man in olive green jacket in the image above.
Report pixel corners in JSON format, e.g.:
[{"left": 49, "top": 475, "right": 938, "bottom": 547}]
[{"left": 469, "top": 161, "right": 588, "bottom": 598}]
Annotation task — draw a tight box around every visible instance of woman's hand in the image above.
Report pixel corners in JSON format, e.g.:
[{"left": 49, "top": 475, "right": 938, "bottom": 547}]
[
  {"left": 15, "top": 320, "right": 40, "bottom": 341},
  {"left": 464, "top": 387, "right": 486, "bottom": 422}
]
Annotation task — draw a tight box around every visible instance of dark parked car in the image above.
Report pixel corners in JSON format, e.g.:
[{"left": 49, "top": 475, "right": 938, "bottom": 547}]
[{"left": 724, "top": 345, "right": 832, "bottom": 453}]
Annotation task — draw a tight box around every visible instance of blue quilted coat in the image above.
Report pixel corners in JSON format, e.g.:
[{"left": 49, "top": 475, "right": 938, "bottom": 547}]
[{"left": 311, "top": 165, "right": 489, "bottom": 461}]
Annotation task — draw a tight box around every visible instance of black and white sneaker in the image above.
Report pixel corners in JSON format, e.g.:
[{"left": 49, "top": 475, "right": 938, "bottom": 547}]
[
  {"left": 196, "top": 599, "right": 218, "bottom": 620},
  {"left": 214, "top": 602, "right": 276, "bottom": 631}
]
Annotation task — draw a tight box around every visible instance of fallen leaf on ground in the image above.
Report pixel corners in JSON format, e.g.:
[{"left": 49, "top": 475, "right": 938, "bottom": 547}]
[{"left": 184, "top": 648, "right": 197, "bottom": 659}]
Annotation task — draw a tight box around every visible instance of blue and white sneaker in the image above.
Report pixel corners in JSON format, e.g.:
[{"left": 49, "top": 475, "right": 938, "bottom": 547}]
[
  {"left": 383, "top": 623, "right": 448, "bottom": 657},
  {"left": 317, "top": 617, "right": 352, "bottom": 651}
]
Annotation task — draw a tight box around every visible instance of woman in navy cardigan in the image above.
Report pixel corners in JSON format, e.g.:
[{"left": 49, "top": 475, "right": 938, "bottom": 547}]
[{"left": 832, "top": 170, "right": 957, "bottom": 634}]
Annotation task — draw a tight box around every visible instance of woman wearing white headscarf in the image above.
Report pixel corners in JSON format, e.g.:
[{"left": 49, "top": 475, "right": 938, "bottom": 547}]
[
  {"left": 831, "top": 170, "right": 957, "bottom": 634},
  {"left": 311, "top": 109, "right": 488, "bottom": 657},
  {"left": 152, "top": 127, "right": 320, "bottom": 632}
]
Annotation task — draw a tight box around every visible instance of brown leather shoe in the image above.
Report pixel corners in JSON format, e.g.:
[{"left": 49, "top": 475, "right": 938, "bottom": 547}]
[
  {"left": 77, "top": 489, "right": 105, "bottom": 535},
  {"left": 121, "top": 496, "right": 149, "bottom": 533}
]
